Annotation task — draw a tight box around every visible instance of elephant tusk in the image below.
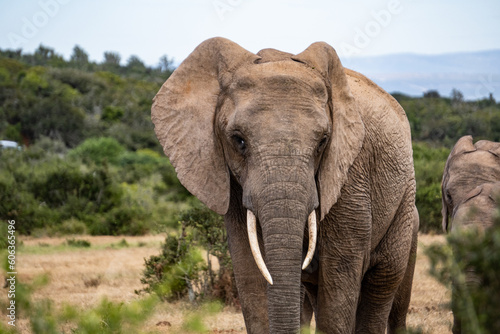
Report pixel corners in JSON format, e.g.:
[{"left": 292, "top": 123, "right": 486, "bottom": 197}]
[
  {"left": 302, "top": 210, "right": 317, "bottom": 270},
  {"left": 247, "top": 210, "right": 273, "bottom": 285}
]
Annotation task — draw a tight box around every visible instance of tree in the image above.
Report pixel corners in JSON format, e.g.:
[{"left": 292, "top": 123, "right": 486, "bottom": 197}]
[
  {"left": 451, "top": 88, "right": 464, "bottom": 104},
  {"left": 70, "top": 45, "right": 89, "bottom": 70},
  {"left": 103, "top": 51, "right": 121, "bottom": 73},
  {"left": 126, "top": 55, "right": 147, "bottom": 76},
  {"left": 423, "top": 90, "right": 440, "bottom": 98},
  {"left": 158, "top": 55, "right": 174, "bottom": 73}
]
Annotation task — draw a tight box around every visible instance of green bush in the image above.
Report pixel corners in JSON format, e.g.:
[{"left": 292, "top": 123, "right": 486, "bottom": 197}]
[
  {"left": 139, "top": 233, "right": 204, "bottom": 301},
  {"left": 140, "top": 204, "right": 238, "bottom": 306},
  {"left": 0, "top": 146, "right": 155, "bottom": 236},
  {"left": 89, "top": 204, "right": 150, "bottom": 236},
  {"left": 413, "top": 142, "right": 450, "bottom": 233},
  {"left": 68, "top": 137, "right": 125, "bottom": 165},
  {"left": 425, "top": 204, "right": 500, "bottom": 333},
  {"left": 56, "top": 218, "right": 87, "bottom": 235},
  {"left": 158, "top": 159, "right": 192, "bottom": 202},
  {"left": 101, "top": 105, "right": 124, "bottom": 122},
  {"left": 66, "top": 238, "right": 91, "bottom": 248}
]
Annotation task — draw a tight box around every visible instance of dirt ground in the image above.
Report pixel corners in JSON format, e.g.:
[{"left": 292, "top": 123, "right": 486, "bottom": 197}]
[{"left": 6, "top": 233, "right": 452, "bottom": 333}]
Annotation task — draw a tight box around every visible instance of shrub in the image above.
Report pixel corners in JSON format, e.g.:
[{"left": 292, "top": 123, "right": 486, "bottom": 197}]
[
  {"left": 425, "top": 203, "right": 500, "bottom": 333},
  {"left": 56, "top": 218, "right": 87, "bottom": 235},
  {"left": 68, "top": 137, "right": 125, "bottom": 165},
  {"left": 0, "top": 146, "right": 156, "bottom": 236},
  {"left": 140, "top": 204, "right": 238, "bottom": 306},
  {"left": 139, "top": 232, "right": 204, "bottom": 302},
  {"left": 413, "top": 142, "right": 450, "bottom": 233},
  {"left": 101, "top": 105, "right": 124, "bottom": 122},
  {"left": 66, "top": 238, "right": 91, "bottom": 248},
  {"left": 158, "top": 159, "right": 192, "bottom": 202}
]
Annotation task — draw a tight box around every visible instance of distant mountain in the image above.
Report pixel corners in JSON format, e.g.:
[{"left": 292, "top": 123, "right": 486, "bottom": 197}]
[{"left": 341, "top": 50, "right": 500, "bottom": 100}]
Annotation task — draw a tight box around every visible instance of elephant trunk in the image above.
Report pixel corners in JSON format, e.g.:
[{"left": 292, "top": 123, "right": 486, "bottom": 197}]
[
  {"left": 247, "top": 184, "right": 316, "bottom": 333},
  {"left": 262, "top": 215, "right": 305, "bottom": 333},
  {"left": 248, "top": 210, "right": 317, "bottom": 285}
]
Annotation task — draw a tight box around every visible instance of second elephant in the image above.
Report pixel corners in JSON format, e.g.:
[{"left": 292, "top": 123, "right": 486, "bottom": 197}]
[
  {"left": 441, "top": 135, "right": 500, "bottom": 232},
  {"left": 441, "top": 136, "right": 500, "bottom": 334}
]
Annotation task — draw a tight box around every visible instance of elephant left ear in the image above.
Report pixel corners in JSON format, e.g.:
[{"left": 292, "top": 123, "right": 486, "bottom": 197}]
[{"left": 292, "top": 43, "right": 365, "bottom": 220}]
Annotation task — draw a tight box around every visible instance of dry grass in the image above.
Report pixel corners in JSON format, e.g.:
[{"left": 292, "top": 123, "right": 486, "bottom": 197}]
[
  {"left": 407, "top": 234, "right": 453, "bottom": 333},
  {"left": 6, "top": 233, "right": 452, "bottom": 333}
]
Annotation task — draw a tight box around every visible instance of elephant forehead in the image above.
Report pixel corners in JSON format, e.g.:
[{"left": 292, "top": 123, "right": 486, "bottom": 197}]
[
  {"left": 449, "top": 150, "right": 500, "bottom": 180},
  {"left": 226, "top": 66, "right": 328, "bottom": 126},
  {"left": 230, "top": 61, "right": 328, "bottom": 99}
]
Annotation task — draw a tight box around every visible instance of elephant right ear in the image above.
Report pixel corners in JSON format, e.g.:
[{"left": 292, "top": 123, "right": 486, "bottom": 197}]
[
  {"left": 293, "top": 43, "right": 365, "bottom": 220},
  {"left": 450, "top": 135, "right": 476, "bottom": 156},
  {"left": 151, "top": 37, "right": 260, "bottom": 215}
]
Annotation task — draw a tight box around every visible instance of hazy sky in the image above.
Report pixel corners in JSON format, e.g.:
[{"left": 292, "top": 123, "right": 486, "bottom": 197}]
[{"left": 1, "top": 0, "right": 499, "bottom": 66}]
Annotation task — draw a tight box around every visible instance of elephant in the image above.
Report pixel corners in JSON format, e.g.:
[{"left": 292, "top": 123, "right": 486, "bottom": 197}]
[
  {"left": 441, "top": 136, "right": 500, "bottom": 334},
  {"left": 446, "top": 181, "right": 500, "bottom": 334},
  {"left": 151, "top": 37, "right": 419, "bottom": 334},
  {"left": 452, "top": 182, "right": 500, "bottom": 232},
  {"left": 441, "top": 135, "right": 500, "bottom": 233}
]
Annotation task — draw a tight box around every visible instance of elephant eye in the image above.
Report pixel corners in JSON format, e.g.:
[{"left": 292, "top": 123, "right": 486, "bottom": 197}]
[
  {"left": 232, "top": 135, "right": 247, "bottom": 154},
  {"left": 317, "top": 135, "right": 328, "bottom": 153}
]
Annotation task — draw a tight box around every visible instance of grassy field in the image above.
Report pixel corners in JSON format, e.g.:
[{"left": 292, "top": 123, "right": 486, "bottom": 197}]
[{"left": 5, "top": 234, "right": 452, "bottom": 333}]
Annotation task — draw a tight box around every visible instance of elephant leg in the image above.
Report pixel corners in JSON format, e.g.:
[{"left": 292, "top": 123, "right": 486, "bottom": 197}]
[
  {"left": 316, "top": 200, "right": 372, "bottom": 333},
  {"left": 388, "top": 205, "right": 419, "bottom": 334},
  {"left": 356, "top": 193, "right": 417, "bottom": 333},
  {"left": 225, "top": 185, "right": 269, "bottom": 334},
  {"left": 301, "top": 286, "right": 314, "bottom": 328}
]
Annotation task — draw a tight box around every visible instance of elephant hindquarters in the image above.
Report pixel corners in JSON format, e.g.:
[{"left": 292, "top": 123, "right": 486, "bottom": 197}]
[
  {"left": 356, "top": 185, "right": 418, "bottom": 334},
  {"left": 388, "top": 205, "right": 419, "bottom": 334}
]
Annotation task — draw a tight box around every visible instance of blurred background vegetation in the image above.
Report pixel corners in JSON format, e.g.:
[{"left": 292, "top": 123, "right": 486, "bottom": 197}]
[{"left": 2, "top": 45, "right": 499, "bottom": 235}]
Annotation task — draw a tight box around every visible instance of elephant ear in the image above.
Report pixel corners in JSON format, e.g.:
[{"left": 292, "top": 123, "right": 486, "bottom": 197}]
[
  {"left": 441, "top": 135, "right": 476, "bottom": 232},
  {"left": 292, "top": 43, "right": 365, "bottom": 220},
  {"left": 151, "top": 37, "right": 260, "bottom": 215},
  {"left": 475, "top": 140, "right": 500, "bottom": 157},
  {"left": 451, "top": 135, "right": 476, "bottom": 155}
]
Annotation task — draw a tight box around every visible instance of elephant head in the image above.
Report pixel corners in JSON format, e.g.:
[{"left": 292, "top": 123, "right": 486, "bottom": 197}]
[
  {"left": 151, "top": 37, "right": 364, "bottom": 332},
  {"left": 451, "top": 181, "right": 500, "bottom": 232},
  {"left": 441, "top": 136, "right": 500, "bottom": 232},
  {"left": 447, "top": 181, "right": 500, "bottom": 334}
]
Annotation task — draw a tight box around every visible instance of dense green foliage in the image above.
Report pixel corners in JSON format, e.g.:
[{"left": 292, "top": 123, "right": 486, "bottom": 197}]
[
  {"left": 139, "top": 204, "right": 238, "bottom": 306},
  {"left": 394, "top": 91, "right": 500, "bottom": 146},
  {"left": 0, "top": 138, "right": 191, "bottom": 235},
  {"left": 1, "top": 45, "right": 500, "bottom": 237},
  {"left": 0, "top": 45, "right": 172, "bottom": 149},
  {"left": 426, "top": 204, "right": 500, "bottom": 333},
  {"left": 412, "top": 142, "right": 450, "bottom": 233}
]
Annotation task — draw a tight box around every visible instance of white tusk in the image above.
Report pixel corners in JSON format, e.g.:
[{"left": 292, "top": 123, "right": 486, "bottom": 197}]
[
  {"left": 302, "top": 210, "right": 317, "bottom": 270},
  {"left": 247, "top": 210, "right": 273, "bottom": 285}
]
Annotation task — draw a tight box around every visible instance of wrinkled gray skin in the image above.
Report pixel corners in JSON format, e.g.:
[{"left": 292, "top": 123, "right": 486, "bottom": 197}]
[
  {"left": 441, "top": 136, "right": 500, "bottom": 233},
  {"left": 452, "top": 182, "right": 500, "bottom": 232},
  {"left": 152, "top": 38, "right": 419, "bottom": 334},
  {"left": 441, "top": 136, "right": 500, "bottom": 334}
]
